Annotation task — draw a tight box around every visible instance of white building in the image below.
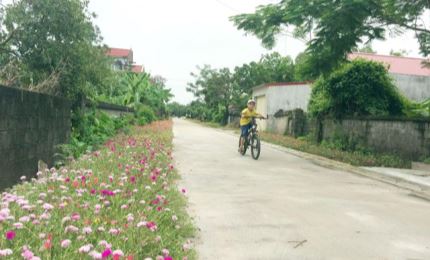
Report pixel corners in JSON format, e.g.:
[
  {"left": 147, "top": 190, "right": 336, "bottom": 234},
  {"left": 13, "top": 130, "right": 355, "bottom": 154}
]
[
  {"left": 349, "top": 53, "right": 430, "bottom": 102},
  {"left": 252, "top": 82, "right": 312, "bottom": 132}
]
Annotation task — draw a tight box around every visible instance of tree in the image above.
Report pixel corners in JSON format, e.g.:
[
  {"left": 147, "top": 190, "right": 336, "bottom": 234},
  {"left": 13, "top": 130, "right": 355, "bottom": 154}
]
[
  {"left": 390, "top": 49, "right": 409, "bottom": 57},
  {"left": 187, "top": 65, "right": 234, "bottom": 125},
  {"left": 231, "top": 0, "right": 430, "bottom": 76},
  {"left": 1, "top": 0, "right": 111, "bottom": 105},
  {"left": 308, "top": 59, "right": 407, "bottom": 119},
  {"left": 353, "top": 44, "right": 377, "bottom": 54}
]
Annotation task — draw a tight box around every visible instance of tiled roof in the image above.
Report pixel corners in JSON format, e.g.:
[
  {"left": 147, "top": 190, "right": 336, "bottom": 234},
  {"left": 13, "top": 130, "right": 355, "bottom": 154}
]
[
  {"left": 349, "top": 52, "right": 430, "bottom": 77},
  {"left": 131, "top": 65, "right": 144, "bottom": 73},
  {"left": 107, "top": 48, "right": 132, "bottom": 58}
]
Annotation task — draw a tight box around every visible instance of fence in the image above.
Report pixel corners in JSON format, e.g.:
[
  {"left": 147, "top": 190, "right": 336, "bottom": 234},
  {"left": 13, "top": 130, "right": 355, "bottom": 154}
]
[{"left": 0, "top": 86, "right": 71, "bottom": 190}]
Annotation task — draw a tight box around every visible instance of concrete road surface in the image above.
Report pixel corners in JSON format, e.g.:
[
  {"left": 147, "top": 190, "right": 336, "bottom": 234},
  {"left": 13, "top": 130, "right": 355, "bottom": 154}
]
[{"left": 173, "top": 119, "right": 430, "bottom": 260}]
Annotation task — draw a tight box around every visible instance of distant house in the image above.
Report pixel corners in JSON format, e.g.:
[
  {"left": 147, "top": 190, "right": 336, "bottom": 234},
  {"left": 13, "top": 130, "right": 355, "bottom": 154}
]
[
  {"left": 349, "top": 53, "right": 430, "bottom": 102},
  {"left": 252, "top": 82, "right": 312, "bottom": 132},
  {"left": 106, "top": 48, "right": 144, "bottom": 73}
]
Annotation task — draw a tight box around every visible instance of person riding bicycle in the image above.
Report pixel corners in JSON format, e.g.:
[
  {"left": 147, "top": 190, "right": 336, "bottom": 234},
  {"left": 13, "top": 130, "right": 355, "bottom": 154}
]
[{"left": 239, "top": 100, "right": 264, "bottom": 152}]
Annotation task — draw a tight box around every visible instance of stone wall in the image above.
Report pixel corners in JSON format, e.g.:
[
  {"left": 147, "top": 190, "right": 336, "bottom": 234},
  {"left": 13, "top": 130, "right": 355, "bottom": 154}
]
[
  {"left": 0, "top": 86, "right": 71, "bottom": 190},
  {"left": 321, "top": 118, "right": 430, "bottom": 160}
]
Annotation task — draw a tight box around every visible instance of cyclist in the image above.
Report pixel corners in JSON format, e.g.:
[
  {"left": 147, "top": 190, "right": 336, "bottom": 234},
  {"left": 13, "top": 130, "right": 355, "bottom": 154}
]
[{"left": 239, "top": 100, "right": 264, "bottom": 152}]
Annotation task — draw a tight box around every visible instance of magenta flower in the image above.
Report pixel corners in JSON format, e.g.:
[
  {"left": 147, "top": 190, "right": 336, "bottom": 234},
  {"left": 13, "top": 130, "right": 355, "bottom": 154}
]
[
  {"left": 130, "top": 176, "right": 136, "bottom": 184},
  {"left": 102, "top": 249, "right": 112, "bottom": 258},
  {"left": 5, "top": 230, "right": 16, "bottom": 240}
]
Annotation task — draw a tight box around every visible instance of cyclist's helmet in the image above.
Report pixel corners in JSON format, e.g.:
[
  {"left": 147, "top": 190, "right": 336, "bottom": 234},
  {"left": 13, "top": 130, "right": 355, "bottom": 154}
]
[{"left": 247, "top": 99, "right": 256, "bottom": 105}]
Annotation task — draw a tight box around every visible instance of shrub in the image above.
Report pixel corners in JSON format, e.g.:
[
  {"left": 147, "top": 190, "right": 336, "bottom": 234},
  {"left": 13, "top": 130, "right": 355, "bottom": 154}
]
[
  {"left": 308, "top": 59, "right": 407, "bottom": 118},
  {"left": 135, "top": 105, "right": 157, "bottom": 126}
]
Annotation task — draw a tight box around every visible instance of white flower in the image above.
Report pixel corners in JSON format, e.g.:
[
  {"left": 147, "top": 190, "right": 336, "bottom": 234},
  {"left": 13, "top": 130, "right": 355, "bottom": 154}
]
[
  {"left": 78, "top": 244, "right": 93, "bottom": 254},
  {"left": 89, "top": 251, "right": 102, "bottom": 260},
  {"left": 0, "top": 249, "right": 13, "bottom": 257}
]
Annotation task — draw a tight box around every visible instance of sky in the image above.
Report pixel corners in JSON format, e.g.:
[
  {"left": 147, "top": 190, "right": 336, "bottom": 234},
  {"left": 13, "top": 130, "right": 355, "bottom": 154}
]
[{"left": 2, "top": 0, "right": 427, "bottom": 104}]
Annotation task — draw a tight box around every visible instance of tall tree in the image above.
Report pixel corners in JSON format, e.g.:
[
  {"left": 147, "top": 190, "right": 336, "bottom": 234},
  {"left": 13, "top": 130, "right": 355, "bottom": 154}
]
[
  {"left": 231, "top": 0, "right": 430, "bottom": 76},
  {"left": 1, "top": 0, "right": 111, "bottom": 104}
]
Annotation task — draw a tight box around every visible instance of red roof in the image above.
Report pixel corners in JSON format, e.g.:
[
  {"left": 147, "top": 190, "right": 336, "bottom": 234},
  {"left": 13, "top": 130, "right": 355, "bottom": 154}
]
[
  {"left": 349, "top": 52, "right": 430, "bottom": 77},
  {"left": 131, "top": 65, "right": 144, "bottom": 73},
  {"left": 253, "top": 81, "right": 313, "bottom": 90},
  {"left": 107, "top": 48, "right": 132, "bottom": 58}
]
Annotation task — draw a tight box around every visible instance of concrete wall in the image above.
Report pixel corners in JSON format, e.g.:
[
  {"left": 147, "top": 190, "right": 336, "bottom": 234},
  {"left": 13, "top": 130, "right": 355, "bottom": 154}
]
[
  {"left": 321, "top": 118, "right": 430, "bottom": 160},
  {"left": 0, "top": 86, "right": 71, "bottom": 190},
  {"left": 391, "top": 73, "right": 430, "bottom": 102}
]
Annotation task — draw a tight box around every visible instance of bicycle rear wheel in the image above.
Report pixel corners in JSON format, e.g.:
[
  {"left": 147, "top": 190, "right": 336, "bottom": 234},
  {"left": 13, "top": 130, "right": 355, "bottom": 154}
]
[
  {"left": 238, "top": 136, "right": 248, "bottom": 155},
  {"left": 250, "top": 135, "right": 261, "bottom": 160}
]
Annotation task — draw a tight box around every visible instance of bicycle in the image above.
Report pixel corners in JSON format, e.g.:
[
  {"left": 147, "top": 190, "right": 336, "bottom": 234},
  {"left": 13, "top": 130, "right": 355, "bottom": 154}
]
[{"left": 238, "top": 116, "right": 266, "bottom": 160}]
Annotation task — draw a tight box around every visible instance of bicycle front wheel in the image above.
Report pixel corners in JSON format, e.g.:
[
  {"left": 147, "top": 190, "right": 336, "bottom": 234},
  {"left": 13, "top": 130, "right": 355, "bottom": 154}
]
[{"left": 250, "top": 135, "right": 261, "bottom": 160}]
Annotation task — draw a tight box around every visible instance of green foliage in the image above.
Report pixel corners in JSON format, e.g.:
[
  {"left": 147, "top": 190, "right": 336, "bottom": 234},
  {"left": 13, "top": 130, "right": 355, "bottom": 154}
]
[
  {"left": 308, "top": 59, "right": 407, "bottom": 118},
  {"left": 96, "top": 72, "right": 172, "bottom": 118},
  {"left": 260, "top": 132, "right": 411, "bottom": 168},
  {"left": 63, "top": 110, "right": 133, "bottom": 159},
  {"left": 406, "top": 98, "right": 430, "bottom": 117},
  {"left": 135, "top": 104, "right": 157, "bottom": 126},
  {"left": 167, "top": 102, "right": 188, "bottom": 117},
  {"left": 0, "top": 0, "right": 111, "bottom": 104},
  {"left": 186, "top": 52, "right": 296, "bottom": 125},
  {"left": 231, "top": 0, "right": 430, "bottom": 76}
]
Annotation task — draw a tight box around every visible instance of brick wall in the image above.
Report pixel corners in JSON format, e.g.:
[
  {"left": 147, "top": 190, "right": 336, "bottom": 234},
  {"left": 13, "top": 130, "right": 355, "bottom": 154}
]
[{"left": 0, "top": 86, "right": 71, "bottom": 190}]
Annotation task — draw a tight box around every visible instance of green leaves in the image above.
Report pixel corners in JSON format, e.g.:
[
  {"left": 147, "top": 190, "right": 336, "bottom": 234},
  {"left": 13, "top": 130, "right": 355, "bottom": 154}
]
[
  {"left": 308, "top": 59, "right": 407, "bottom": 118},
  {"left": 231, "top": 0, "right": 430, "bottom": 77},
  {"left": 1, "top": 0, "right": 111, "bottom": 103}
]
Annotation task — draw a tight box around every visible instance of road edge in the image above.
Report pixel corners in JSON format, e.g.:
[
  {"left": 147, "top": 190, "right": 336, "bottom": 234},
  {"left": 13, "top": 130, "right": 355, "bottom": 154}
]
[{"left": 189, "top": 120, "right": 430, "bottom": 201}]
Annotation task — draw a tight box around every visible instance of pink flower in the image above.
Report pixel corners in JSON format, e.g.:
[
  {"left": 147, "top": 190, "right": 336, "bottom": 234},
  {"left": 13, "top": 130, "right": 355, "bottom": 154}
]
[
  {"left": 108, "top": 228, "right": 120, "bottom": 235},
  {"left": 113, "top": 250, "right": 124, "bottom": 260},
  {"left": 102, "top": 249, "right": 112, "bottom": 258},
  {"left": 71, "top": 213, "right": 80, "bottom": 221},
  {"left": 0, "top": 249, "right": 13, "bottom": 257},
  {"left": 146, "top": 222, "right": 157, "bottom": 232},
  {"left": 130, "top": 176, "right": 136, "bottom": 184},
  {"left": 65, "top": 225, "right": 79, "bottom": 233},
  {"left": 98, "top": 241, "right": 112, "bottom": 249},
  {"left": 13, "top": 222, "right": 24, "bottom": 229},
  {"left": 83, "top": 227, "right": 93, "bottom": 234},
  {"left": 19, "top": 216, "right": 30, "bottom": 222},
  {"left": 61, "top": 239, "right": 72, "bottom": 248},
  {"left": 162, "top": 249, "right": 169, "bottom": 257},
  {"left": 89, "top": 251, "right": 102, "bottom": 260},
  {"left": 5, "top": 230, "right": 16, "bottom": 240},
  {"left": 164, "top": 257, "right": 173, "bottom": 260},
  {"left": 21, "top": 246, "right": 39, "bottom": 260},
  {"left": 137, "top": 221, "right": 147, "bottom": 228},
  {"left": 78, "top": 244, "right": 93, "bottom": 254},
  {"left": 181, "top": 188, "right": 187, "bottom": 194},
  {"left": 42, "top": 203, "right": 54, "bottom": 211}
]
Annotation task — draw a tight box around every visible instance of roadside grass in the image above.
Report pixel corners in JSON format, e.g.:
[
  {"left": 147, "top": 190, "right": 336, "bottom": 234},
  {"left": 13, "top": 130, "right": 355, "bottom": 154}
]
[
  {"left": 260, "top": 132, "right": 411, "bottom": 169},
  {"left": 0, "top": 121, "right": 196, "bottom": 260},
  {"left": 188, "top": 119, "right": 411, "bottom": 169}
]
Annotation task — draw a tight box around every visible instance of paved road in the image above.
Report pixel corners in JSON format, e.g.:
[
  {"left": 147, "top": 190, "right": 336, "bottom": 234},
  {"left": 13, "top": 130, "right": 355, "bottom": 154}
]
[{"left": 173, "top": 119, "right": 430, "bottom": 260}]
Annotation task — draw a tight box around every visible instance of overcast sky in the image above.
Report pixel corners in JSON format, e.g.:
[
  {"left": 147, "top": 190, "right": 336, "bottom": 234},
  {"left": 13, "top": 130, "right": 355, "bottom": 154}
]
[{"left": 3, "top": 0, "right": 426, "bottom": 104}]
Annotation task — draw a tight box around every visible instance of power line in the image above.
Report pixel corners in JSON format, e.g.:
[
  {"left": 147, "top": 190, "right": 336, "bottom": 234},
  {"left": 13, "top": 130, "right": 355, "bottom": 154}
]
[{"left": 213, "top": 0, "right": 241, "bottom": 12}]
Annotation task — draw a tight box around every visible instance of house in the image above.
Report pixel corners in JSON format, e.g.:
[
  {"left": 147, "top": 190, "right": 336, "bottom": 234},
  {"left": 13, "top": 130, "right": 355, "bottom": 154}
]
[
  {"left": 106, "top": 48, "right": 145, "bottom": 73},
  {"left": 252, "top": 82, "right": 312, "bottom": 132},
  {"left": 349, "top": 53, "right": 430, "bottom": 102}
]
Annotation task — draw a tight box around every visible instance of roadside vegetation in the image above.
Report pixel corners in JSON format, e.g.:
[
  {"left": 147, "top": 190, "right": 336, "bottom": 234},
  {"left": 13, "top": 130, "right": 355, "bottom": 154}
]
[{"left": 0, "top": 121, "right": 196, "bottom": 259}]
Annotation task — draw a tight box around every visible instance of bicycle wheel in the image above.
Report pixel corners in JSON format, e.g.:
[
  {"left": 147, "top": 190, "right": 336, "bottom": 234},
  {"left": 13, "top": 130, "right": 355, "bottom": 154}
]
[
  {"left": 250, "top": 135, "right": 261, "bottom": 160},
  {"left": 238, "top": 136, "right": 248, "bottom": 155}
]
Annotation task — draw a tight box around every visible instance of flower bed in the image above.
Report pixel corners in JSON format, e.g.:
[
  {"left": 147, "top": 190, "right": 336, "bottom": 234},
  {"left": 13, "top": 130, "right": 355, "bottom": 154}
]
[{"left": 0, "top": 121, "right": 195, "bottom": 260}]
